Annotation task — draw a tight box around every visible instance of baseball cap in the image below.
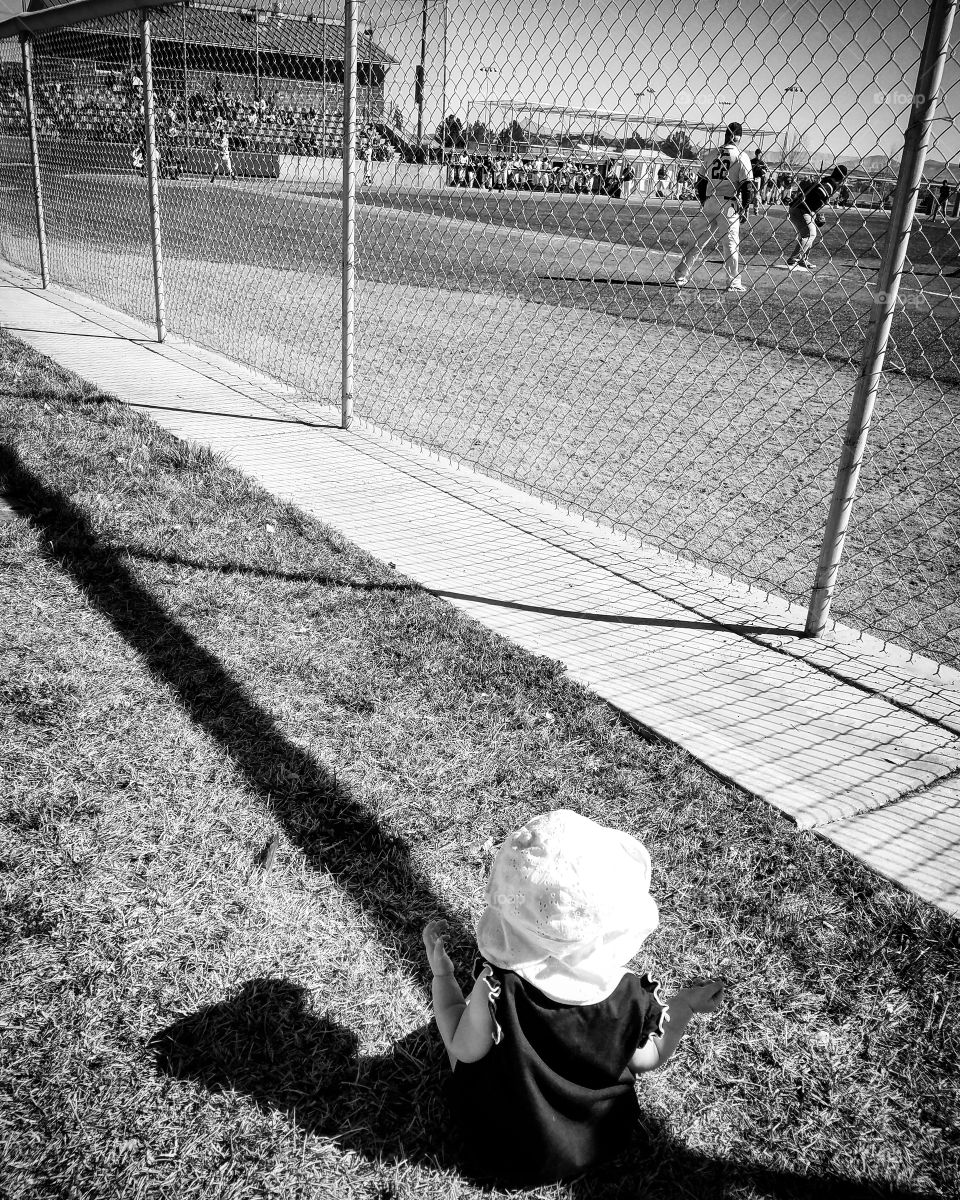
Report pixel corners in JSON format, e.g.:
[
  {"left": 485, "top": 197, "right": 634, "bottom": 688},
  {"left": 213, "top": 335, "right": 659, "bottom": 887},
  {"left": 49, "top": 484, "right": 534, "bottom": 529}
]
[
  {"left": 726, "top": 121, "right": 743, "bottom": 139},
  {"left": 476, "top": 810, "right": 660, "bottom": 1005},
  {"left": 832, "top": 164, "right": 849, "bottom": 178}
]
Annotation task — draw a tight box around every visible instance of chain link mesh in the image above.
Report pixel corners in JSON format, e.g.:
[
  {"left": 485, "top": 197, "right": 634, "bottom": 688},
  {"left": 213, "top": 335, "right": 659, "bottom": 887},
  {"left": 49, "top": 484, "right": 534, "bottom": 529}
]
[{"left": 1, "top": 0, "right": 958, "bottom": 666}]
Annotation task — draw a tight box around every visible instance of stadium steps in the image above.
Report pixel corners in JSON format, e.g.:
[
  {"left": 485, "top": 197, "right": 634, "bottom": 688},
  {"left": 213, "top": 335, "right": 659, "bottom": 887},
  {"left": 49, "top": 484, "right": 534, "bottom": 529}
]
[{"left": 1, "top": 259, "right": 958, "bottom": 918}]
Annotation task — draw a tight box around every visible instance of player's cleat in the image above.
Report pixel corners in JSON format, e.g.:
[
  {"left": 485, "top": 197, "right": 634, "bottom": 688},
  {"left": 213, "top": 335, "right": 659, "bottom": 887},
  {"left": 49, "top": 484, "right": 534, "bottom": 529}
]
[
  {"left": 671, "top": 276, "right": 688, "bottom": 287},
  {"left": 727, "top": 281, "right": 746, "bottom": 292}
]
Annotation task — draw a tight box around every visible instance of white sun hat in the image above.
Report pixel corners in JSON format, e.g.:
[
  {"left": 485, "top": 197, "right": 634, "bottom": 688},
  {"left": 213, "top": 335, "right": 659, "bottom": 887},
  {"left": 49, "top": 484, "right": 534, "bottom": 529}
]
[{"left": 476, "top": 809, "right": 659, "bottom": 1005}]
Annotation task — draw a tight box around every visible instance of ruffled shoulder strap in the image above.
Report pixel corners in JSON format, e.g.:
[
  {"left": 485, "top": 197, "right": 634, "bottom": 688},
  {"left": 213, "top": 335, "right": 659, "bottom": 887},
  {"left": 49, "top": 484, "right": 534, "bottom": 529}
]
[
  {"left": 473, "top": 958, "right": 504, "bottom": 1045},
  {"left": 633, "top": 971, "right": 667, "bottom": 1044}
]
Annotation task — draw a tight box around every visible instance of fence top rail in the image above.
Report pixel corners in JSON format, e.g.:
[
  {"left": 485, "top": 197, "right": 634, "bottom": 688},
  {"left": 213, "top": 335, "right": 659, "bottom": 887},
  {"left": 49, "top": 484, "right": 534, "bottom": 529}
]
[{"left": 0, "top": 0, "right": 180, "bottom": 42}]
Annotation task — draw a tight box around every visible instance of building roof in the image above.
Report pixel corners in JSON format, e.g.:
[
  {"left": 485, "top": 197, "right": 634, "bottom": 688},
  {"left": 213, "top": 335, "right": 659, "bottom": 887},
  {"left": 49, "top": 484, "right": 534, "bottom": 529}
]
[{"left": 23, "top": 1, "right": 395, "bottom": 65}]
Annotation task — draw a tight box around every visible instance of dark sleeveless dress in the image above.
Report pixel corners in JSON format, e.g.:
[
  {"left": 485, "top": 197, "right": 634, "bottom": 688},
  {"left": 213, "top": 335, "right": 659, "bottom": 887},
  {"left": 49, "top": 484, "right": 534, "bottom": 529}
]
[{"left": 449, "top": 964, "right": 664, "bottom": 1186}]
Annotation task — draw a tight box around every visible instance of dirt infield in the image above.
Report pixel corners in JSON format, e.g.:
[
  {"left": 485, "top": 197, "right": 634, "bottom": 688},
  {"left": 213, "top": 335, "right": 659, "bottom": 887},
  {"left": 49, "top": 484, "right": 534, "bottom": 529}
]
[
  {"left": 315, "top": 184, "right": 960, "bottom": 385},
  {"left": 1, "top": 173, "right": 957, "bottom": 664}
]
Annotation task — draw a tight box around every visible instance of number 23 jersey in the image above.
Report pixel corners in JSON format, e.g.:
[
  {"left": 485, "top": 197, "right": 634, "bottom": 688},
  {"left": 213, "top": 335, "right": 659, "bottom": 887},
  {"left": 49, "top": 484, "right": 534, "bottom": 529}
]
[{"left": 699, "top": 143, "right": 753, "bottom": 201}]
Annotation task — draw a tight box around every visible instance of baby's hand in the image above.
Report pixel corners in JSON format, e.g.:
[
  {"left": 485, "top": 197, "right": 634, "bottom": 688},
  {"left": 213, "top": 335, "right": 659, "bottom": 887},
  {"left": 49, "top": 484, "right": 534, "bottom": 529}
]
[
  {"left": 682, "top": 978, "right": 725, "bottom": 1014},
  {"left": 422, "top": 919, "right": 456, "bottom": 977}
]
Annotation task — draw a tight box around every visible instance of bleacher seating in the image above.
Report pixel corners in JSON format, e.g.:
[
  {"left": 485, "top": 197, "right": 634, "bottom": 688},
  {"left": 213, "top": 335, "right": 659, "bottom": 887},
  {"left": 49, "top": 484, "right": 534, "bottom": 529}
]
[{"left": 0, "top": 60, "right": 397, "bottom": 163}]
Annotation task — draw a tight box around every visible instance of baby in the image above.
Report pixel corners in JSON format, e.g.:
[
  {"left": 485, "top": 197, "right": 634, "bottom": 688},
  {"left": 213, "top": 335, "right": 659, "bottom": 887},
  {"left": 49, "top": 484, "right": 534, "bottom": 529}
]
[{"left": 422, "top": 809, "right": 723, "bottom": 1186}]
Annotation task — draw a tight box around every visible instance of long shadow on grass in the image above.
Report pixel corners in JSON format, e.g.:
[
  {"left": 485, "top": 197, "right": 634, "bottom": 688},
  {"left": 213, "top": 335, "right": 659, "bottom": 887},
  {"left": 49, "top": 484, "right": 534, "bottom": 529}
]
[
  {"left": 123, "top": 547, "right": 420, "bottom": 593},
  {"left": 0, "top": 442, "right": 470, "bottom": 979},
  {"left": 151, "top": 977, "right": 935, "bottom": 1200}
]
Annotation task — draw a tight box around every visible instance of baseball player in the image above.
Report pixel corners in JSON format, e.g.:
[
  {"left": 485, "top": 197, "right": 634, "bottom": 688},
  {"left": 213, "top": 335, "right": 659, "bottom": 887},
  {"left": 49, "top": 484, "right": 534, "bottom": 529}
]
[
  {"left": 786, "top": 164, "right": 848, "bottom": 270},
  {"left": 672, "top": 121, "right": 754, "bottom": 293},
  {"left": 359, "top": 130, "right": 374, "bottom": 186},
  {"left": 932, "top": 179, "right": 952, "bottom": 221},
  {"left": 750, "top": 148, "right": 767, "bottom": 213},
  {"left": 210, "top": 128, "right": 235, "bottom": 182}
]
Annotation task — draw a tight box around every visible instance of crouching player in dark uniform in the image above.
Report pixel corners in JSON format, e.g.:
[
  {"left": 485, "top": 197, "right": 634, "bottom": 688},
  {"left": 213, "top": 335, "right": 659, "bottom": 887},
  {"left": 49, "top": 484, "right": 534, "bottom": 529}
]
[{"left": 786, "top": 164, "right": 848, "bottom": 271}]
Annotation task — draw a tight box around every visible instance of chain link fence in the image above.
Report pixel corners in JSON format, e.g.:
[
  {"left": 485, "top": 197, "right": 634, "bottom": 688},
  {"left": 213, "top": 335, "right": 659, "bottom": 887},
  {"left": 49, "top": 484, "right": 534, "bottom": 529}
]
[{"left": 1, "top": 0, "right": 958, "bottom": 668}]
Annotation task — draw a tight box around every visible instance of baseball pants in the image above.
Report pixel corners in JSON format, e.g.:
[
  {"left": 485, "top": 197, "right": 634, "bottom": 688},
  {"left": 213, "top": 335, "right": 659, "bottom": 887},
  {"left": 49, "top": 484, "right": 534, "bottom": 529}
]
[
  {"left": 675, "top": 198, "right": 742, "bottom": 286},
  {"left": 788, "top": 208, "right": 817, "bottom": 259}
]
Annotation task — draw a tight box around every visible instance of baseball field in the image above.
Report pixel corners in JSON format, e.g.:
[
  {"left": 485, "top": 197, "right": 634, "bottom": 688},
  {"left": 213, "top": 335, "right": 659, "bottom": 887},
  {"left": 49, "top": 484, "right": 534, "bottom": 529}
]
[{"left": 2, "top": 168, "right": 958, "bottom": 664}]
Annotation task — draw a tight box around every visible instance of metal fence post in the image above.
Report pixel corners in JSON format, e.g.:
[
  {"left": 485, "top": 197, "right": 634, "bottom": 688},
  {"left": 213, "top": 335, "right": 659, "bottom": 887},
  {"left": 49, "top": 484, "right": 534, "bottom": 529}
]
[
  {"left": 341, "top": 0, "right": 357, "bottom": 430},
  {"left": 140, "top": 8, "right": 167, "bottom": 343},
  {"left": 804, "top": 0, "right": 958, "bottom": 639},
  {"left": 20, "top": 35, "right": 49, "bottom": 289}
]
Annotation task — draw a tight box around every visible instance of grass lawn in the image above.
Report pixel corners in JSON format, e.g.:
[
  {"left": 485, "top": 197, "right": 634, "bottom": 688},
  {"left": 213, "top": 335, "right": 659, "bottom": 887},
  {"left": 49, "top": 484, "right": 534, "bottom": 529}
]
[{"left": 1, "top": 329, "right": 959, "bottom": 1199}]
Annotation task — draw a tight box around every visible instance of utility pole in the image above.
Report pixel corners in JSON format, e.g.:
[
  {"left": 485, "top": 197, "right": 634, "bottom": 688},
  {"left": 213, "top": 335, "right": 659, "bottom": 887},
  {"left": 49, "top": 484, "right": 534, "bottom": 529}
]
[
  {"left": 364, "top": 25, "right": 373, "bottom": 128},
  {"left": 481, "top": 65, "right": 495, "bottom": 147},
  {"left": 441, "top": 0, "right": 447, "bottom": 161},
  {"left": 415, "top": 0, "right": 427, "bottom": 147}
]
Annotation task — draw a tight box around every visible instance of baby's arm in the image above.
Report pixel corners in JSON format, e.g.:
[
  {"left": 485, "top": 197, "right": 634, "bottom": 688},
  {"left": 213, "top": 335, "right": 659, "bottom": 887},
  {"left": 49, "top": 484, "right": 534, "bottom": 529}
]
[
  {"left": 423, "top": 920, "right": 495, "bottom": 1067},
  {"left": 629, "top": 980, "right": 723, "bottom": 1074}
]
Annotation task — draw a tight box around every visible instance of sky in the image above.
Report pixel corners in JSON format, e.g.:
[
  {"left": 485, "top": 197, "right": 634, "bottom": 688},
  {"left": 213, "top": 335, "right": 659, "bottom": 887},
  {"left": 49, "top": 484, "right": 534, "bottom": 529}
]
[
  {"left": 2, "top": 0, "right": 959, "bottom": 165},
  {"left": 364, "top": 0, "right": 960, "bottom": 164}
]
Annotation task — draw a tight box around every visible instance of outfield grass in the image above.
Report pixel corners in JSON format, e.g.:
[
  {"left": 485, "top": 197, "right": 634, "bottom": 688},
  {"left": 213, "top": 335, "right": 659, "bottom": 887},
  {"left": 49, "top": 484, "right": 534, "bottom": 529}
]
[
  {"left": 1, "top": 172, "right": 958, "bottom": 667},
  {"left": 1, "top": 330, "right": 959, "bottom": 1200}
]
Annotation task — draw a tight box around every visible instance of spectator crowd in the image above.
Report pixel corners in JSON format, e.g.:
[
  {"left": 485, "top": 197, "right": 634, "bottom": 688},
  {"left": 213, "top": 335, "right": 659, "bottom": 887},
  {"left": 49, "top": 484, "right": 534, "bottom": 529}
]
[{"left": 0, "top": 64, "right": 387, "bottom": 166}]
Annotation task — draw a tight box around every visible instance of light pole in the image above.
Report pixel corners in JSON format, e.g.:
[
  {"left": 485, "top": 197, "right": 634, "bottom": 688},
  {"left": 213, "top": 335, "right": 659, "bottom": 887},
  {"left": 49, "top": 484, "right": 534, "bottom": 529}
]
[
  {"left": 364, "top": 25, "right": 373, "bottom": 129},
  {"left": 783, "top": 84, "right": 803, "bottom": 167},
  {"left": 254, "top": 9, "right": 260, "bottom": 105},
  {"left": 440, "top": 0, "right": 448, "bottom": 162},
  {"left": 480, "top": 65, "right": 495, "bottom": 148},
  {"left": 634, "top": 86, "right": 654, "bottom": 144},
  {"left": 718, "top": 96, "right": 732, "bottom": 139},
  {"left": 416, "top": 0, "right": 427, "bottom": 147},
  {"left": 415, "top": 0, "right": 448, "bottom": 157},
  {"left": 182, "top": 2, "right": 190, "bottom": 147}
]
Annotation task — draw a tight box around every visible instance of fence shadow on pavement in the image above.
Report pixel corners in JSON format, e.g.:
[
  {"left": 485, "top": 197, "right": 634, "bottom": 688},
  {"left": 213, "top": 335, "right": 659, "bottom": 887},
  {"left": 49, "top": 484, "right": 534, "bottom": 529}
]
[{"left": 432, "top": 586, "right": 799, "bottom": 636}]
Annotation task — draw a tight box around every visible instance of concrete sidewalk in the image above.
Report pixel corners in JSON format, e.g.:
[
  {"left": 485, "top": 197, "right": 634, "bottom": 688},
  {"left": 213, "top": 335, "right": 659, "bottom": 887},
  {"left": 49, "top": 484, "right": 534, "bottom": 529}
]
[{"left": 3, "top": 262, "right": 959, "bottom": 916}]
